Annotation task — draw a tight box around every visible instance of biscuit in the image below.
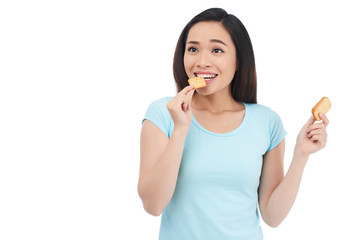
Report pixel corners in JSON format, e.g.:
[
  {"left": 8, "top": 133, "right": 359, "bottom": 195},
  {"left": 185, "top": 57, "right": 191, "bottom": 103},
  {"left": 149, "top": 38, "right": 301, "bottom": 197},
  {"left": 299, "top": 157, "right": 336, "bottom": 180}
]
[
  {"left": 312, "top": 97, "right": 331, "bottom": 121},
  {"left": 188, "top": 77, "right": 206, "bottom": 89}
]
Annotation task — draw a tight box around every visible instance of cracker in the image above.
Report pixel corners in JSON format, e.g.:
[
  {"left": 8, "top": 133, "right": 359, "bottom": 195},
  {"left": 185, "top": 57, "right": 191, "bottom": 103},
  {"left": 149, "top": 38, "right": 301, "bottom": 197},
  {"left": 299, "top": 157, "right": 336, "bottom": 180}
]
[
  {"left": 188, "top": 77, "right": 206, "bottom": 89},
  {"left": 312, "top": 97, "right": 331, "bottom": 121}
]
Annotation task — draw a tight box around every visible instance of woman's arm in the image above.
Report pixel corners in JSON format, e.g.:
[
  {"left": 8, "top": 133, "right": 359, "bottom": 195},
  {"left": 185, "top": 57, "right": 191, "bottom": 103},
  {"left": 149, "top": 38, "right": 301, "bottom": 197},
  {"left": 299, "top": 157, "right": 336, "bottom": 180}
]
[
  {"left": 138, "top": 121, "right": 188, "bottom": 216},
  {"left": 138, "top": 86, "right": 195, "bottom": 216},
  {"left": 258, "top": 140, "right": 307, "bottom": 227},
  {"left": 258, "top": 114, "right": 329, "bottom": 227}
]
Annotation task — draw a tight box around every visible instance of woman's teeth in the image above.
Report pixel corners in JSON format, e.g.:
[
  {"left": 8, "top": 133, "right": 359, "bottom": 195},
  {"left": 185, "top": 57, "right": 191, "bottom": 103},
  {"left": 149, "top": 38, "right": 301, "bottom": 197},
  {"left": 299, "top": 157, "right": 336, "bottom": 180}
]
[{"left": 195, "top": 73, "right": 217, "bottom": 79}]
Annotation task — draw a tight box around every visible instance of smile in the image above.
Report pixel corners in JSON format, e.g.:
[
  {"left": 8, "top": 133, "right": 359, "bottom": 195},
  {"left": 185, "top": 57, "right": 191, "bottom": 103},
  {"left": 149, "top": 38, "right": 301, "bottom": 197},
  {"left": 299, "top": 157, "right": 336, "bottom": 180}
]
[{"left": 194, "top": 73, "right": 218, "bottom": 79}]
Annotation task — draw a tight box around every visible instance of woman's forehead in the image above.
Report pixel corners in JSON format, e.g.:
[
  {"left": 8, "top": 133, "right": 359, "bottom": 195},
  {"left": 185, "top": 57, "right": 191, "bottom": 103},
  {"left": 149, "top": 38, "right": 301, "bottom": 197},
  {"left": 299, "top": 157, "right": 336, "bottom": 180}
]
[
  {"left": 187, "top": 21, "right": 231, "bottom": 42},
  {"left": 186, "top": 21, "right": 232, "bottom": 46}
]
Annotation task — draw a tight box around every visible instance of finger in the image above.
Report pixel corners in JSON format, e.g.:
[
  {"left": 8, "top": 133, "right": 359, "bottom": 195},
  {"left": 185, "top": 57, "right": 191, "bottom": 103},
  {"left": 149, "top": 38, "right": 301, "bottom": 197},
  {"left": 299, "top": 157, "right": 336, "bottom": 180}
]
[
  {"left": 173, "top": 96, "right": 186, "bottom": 111},
  {"left": 179, "top": 85, "right": 194, "bottom": 96},
  {"left": 172, "top": 86, "right": 195, "bottom": 112},
  {"left": 182, "top": 102, "right": 187, "bottom": 111},
  {"left": 308, "top": 122, "right": 326, "bottom": 132},
  {"left": 187, "top": 84, "right": 195, "bottom": 93},
  {"left": 319, "top": 113, "right": 329, "bottom": 127},
  {"left": 184, "top": 89, "right": 195, "bottom": 109},
  {"left": 185, "top": 89, "right": 195, "bottom": 99},
  {"left": 173, "top": 88, "right": 192, "bottom": 105},
  {"left": 181, "top": 89, "right": 195, "bottom": 110},
  {"left": 310, "top": 134, "right": 326, "bottom": 148},
  {"left": 308, "top": 129, "right": 327, "bottom": 139},
  {"left": 308, "top": 129, "right": 321, "bottom": 138},
  {"left": 303, "top": 115, "right": 316, "bottom": 131},
  {"left": 310, "top": 134, "right": 324, "bottom": 143}
]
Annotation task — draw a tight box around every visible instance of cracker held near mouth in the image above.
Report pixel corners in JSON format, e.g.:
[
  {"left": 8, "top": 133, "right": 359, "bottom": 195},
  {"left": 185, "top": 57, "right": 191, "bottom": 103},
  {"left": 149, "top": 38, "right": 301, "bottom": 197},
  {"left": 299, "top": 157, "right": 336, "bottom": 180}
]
[{"left": 188, "top": 77, "right": 207, "bottom": 89}]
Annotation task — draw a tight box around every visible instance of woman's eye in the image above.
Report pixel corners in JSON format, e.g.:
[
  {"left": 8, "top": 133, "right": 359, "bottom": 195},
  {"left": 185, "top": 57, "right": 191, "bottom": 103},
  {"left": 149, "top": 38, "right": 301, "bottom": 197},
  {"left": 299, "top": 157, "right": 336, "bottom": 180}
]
[
  {"left": 188, "top": 47, "right": 198, "bottom": 53},
  {"left": 213, "top": 48, "right": 223, "bottom": 53}
]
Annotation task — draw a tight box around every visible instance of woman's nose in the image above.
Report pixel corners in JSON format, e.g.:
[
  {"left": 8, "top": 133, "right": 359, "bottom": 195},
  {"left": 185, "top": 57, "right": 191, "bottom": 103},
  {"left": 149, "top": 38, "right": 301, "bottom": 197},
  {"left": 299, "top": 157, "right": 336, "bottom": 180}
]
[{"left": 196, "top": 52, "right": 211, "bottom": 68}]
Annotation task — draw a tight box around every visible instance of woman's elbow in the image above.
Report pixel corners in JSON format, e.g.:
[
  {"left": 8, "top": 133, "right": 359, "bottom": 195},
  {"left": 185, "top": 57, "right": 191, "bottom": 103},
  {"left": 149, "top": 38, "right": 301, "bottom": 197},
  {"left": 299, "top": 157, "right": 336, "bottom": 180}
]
[
  {"left": 262, "top": 216, "right": 283, "bottom": 228},
  {"left": 142, "top": 200, "right": 162, "bottom": 216},
  {"left": 260, "top": 205, "right": 284, "bottom": 228},
  {"left": 144, "top": 205, "right": 162, "bottom": 217},
  {"left": 138, "top": 189, "right": 162, "bottom": 216},
  {"left": 137, "top": 182, "right": 164, "bottom": 216},
  {"left": 266, "top": 220, "right": 281, "bottom": 228}
]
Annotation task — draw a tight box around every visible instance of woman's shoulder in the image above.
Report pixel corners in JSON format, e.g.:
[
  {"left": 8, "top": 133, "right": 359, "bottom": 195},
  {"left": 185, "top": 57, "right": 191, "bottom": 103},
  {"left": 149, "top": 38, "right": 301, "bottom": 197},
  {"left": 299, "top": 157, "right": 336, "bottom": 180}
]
[
  {"left": 145, "top": 96, "right": 173, "bottom": 117},
  {"left": 143, "top": 97, "right": 174, "bottom": 137},
  {"left": 245, "top": 102, "right": 282, "bottom": 120},
  {"left": 245, "top": 102, "right": 273, "bottom": 113}
]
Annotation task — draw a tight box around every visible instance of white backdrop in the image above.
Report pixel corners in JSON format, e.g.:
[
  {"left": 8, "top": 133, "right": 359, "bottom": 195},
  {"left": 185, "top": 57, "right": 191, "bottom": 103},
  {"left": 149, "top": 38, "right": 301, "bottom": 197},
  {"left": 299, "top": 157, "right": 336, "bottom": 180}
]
[{"left": 1, "top": 0, "right": 359, "bottom": 239}]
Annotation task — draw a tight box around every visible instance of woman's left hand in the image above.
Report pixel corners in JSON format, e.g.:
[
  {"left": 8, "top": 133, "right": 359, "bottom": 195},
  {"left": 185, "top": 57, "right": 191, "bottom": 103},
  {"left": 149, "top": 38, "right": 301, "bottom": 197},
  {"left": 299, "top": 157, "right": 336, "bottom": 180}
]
[{"left": 295, "top": 114, "right": 329, "bottom": 157}]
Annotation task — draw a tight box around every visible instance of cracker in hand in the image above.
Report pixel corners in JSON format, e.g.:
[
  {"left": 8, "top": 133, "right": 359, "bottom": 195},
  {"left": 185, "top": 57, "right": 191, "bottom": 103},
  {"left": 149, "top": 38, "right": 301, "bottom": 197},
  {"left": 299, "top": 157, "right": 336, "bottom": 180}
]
[{"left": 312, "top": 97, "right": 331, "bottom": 121}]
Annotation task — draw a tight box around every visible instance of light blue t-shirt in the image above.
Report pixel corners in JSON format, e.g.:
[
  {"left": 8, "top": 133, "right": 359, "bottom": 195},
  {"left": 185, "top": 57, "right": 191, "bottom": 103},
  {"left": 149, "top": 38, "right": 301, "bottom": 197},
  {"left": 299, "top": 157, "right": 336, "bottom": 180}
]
[{"left": 143, "top": 97, "right": 287, "bottom": 240}]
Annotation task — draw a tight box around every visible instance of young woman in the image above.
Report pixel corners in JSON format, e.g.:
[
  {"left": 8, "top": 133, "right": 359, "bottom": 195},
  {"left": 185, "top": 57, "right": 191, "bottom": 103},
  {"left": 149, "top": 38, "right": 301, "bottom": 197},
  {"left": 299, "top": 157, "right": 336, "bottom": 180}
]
[{"left": 138, "top": 8, "right": 329, "bottom": 240}]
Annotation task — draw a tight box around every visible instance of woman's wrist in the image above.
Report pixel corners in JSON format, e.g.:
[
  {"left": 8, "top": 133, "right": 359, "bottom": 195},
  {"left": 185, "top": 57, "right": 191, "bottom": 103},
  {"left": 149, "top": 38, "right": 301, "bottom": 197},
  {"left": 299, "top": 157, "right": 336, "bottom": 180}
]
[
  {"left": 293, "top": 145, "right": 310, "bottom": 164},
  {"left": 172, "top": 125, "right": 190, "bottom": 138}
]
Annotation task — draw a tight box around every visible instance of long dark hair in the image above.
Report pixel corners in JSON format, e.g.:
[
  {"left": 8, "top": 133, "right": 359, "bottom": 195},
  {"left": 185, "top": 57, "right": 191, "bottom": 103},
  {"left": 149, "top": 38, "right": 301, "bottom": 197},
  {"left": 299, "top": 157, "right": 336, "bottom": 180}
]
[{"left": 173, "top": 8, "right": 257, "bottom": 103}]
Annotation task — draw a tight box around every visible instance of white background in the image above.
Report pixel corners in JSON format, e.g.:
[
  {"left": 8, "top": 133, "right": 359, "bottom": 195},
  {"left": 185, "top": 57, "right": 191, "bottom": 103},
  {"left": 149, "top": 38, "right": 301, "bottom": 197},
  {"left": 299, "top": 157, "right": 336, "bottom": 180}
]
[{"left": 1, "top": 0, "right": 359, "bottom": 239}]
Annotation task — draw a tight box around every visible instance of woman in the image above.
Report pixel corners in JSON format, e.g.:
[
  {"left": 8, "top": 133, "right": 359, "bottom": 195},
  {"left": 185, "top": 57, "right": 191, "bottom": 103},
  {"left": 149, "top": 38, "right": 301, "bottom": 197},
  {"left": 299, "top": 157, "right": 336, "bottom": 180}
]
[{"left": 138, "top": 8, "right": 329, "bottom": 239}]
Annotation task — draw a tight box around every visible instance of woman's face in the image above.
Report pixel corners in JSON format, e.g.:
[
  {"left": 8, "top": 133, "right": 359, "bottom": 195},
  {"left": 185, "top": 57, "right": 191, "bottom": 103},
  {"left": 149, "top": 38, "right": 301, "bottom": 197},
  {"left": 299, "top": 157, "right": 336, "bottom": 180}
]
[{"left": 184, "top": 21, "right": 237, "bottom": 95}]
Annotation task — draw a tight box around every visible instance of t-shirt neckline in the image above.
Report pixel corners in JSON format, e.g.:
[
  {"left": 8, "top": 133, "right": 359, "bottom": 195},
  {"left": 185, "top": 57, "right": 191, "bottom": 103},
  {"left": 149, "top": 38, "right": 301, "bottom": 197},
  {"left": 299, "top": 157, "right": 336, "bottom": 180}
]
[{"left": 191, "top": 102, "right": 250, "bottom": 137}]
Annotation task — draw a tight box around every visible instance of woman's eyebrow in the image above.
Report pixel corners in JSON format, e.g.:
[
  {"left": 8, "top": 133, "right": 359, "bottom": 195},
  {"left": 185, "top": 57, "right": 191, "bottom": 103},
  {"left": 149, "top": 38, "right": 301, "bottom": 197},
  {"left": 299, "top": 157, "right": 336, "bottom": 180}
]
[
  {"left": 187, "top": 41, "right": 200, "bottom": 45},
  {"left": 186, "top": 39, "right": 227, "bottom": 46},
  {"left": 210, "top": 39, "right": 227, "bottom": 46}
]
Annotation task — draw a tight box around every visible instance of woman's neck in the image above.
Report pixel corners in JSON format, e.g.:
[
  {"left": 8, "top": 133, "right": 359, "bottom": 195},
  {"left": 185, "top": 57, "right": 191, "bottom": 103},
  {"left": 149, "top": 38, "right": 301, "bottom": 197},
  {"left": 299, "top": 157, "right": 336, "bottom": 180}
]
[{"left": 191, "top": 87, "right": 242, "bottom": 114}]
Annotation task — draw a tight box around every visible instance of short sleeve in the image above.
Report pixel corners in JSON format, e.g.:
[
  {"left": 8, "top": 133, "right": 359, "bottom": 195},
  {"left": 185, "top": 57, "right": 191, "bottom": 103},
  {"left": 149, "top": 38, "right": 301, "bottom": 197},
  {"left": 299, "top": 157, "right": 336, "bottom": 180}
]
[
  {"left": 267, "top": 109, "right": 287, "bottom": 152},
  {"left": 143, "top": 97, "right": 173, "bottom": 138}
]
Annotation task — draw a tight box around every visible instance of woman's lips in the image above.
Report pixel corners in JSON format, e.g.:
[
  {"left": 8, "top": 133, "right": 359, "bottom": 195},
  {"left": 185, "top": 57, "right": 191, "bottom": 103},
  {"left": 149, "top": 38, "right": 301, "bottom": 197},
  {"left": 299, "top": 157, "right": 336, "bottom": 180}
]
[{"left": 204, "top": 76, "right": 216, "bottom": 85}]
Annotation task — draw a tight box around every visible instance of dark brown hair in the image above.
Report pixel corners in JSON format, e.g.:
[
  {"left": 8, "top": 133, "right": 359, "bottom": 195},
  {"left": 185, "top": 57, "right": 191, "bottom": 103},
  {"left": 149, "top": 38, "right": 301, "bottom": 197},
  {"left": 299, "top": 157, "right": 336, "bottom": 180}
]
[{"left": 173, "top": 8, "right": 257, "bottom": 103}]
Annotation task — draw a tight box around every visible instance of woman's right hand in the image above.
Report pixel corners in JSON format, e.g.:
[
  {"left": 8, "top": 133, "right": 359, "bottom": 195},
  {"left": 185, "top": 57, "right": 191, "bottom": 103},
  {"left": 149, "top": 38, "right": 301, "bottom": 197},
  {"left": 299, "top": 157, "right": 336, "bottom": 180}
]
[{"left": 166, "top": 85, "right": 195, "bottom": 131}]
